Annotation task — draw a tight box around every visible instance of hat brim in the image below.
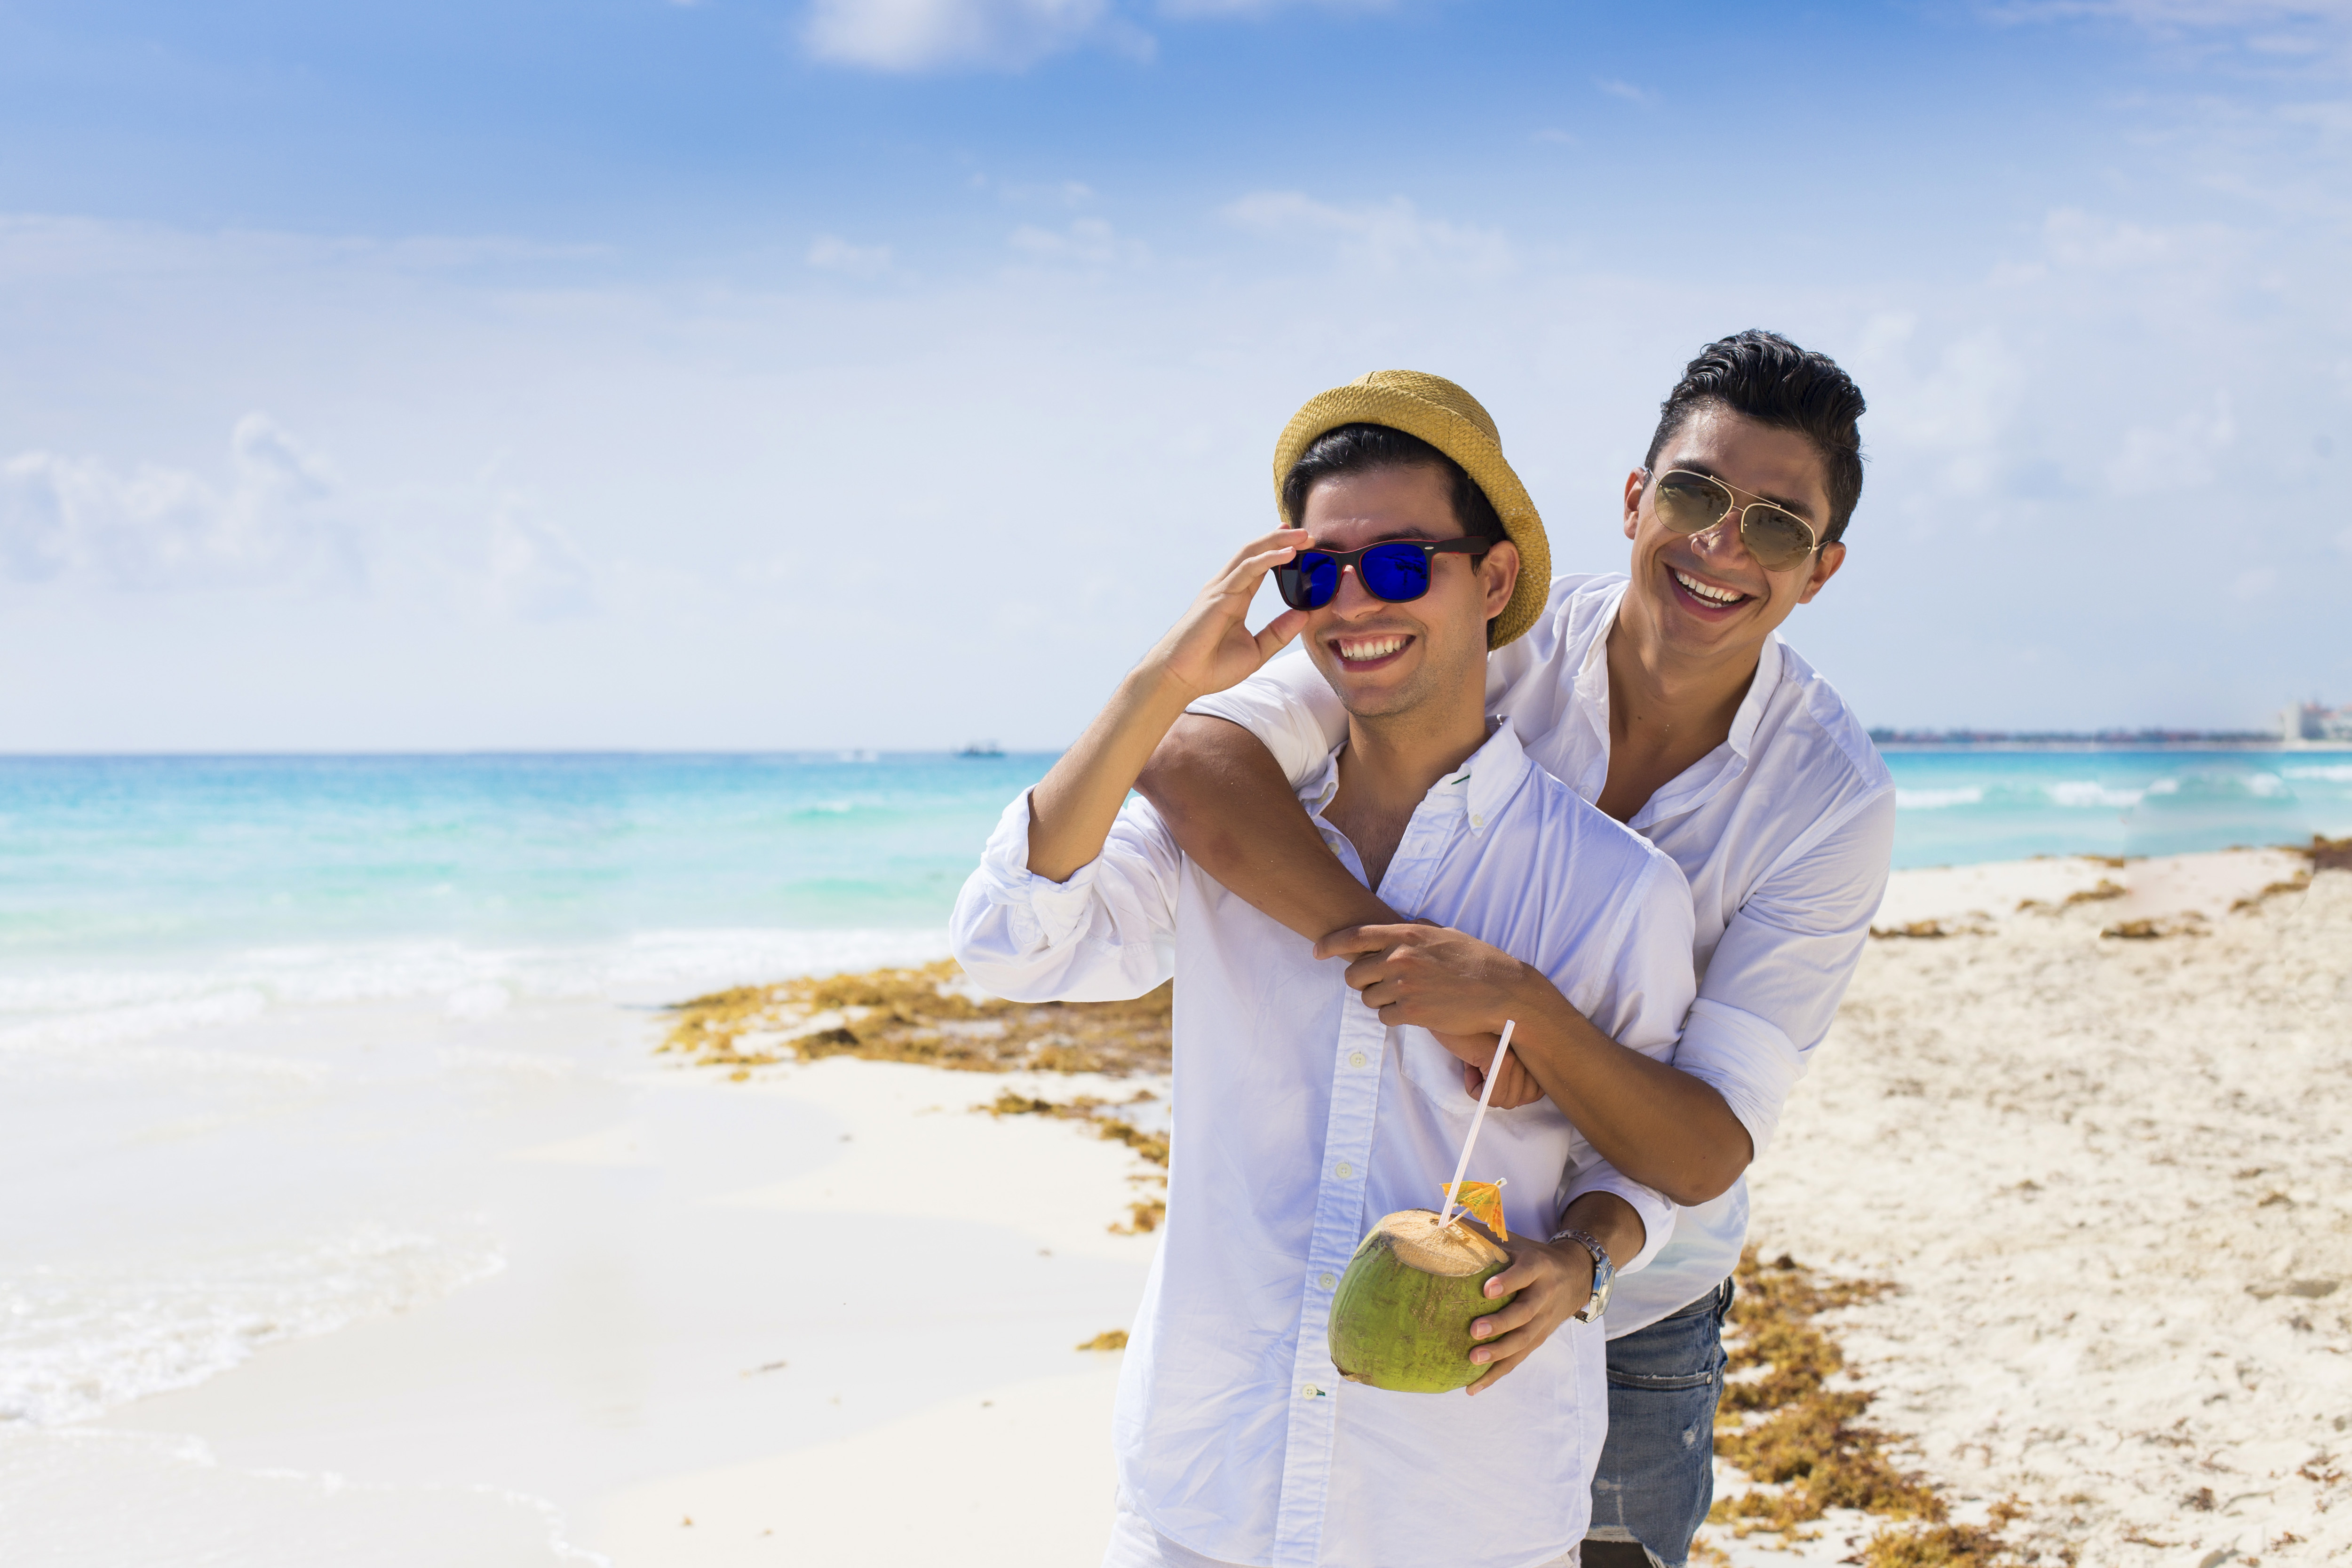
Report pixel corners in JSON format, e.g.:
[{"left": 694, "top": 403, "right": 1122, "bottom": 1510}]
[{"left": 1271, "top": 386, "right": 1551, "bottom": 649}]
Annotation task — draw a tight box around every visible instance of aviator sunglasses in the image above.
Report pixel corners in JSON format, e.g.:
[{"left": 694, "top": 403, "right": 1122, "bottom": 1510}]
[
  {"left": 1648, "top": 469, "right": 1822, "bottom": 571},
  {"left": 1273, "top": 538, "right": 1488, "bottom": 612}
]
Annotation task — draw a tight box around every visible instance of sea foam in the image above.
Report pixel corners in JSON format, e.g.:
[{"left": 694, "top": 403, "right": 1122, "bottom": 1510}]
[{"left": 0, "top": 1225, "right": 504, "bottom": 1427}]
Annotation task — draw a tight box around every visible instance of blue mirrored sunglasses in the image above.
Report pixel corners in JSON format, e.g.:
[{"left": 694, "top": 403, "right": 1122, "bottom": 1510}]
[{"left": 1273, "top": 538, "right": 1487, "bottom": 612}]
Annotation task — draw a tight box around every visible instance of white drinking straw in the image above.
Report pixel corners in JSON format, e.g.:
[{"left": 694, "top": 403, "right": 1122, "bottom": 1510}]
[{"left": 1438, "top": 1019, "right": 1517, "bottom": 1230}]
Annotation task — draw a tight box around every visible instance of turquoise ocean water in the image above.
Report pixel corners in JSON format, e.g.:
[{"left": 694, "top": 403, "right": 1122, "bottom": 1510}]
[{"left": 5, "top": 749, "right": 2351, "bottom": 983}]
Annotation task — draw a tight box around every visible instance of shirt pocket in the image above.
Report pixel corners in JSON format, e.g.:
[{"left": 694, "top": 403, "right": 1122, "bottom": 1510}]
[{"left": 1396, "top": 1024, "right": 1482, "bottom": 1109}]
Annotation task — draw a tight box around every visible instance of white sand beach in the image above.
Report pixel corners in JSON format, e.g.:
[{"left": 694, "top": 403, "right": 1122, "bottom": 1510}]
[
  {"left": 8, "top": 846, "right": 2344, "bottom": 1567},
  {"left": 1717, "top": 845, "right": 2352, "bottom": 1567},
  {"left": 3, "top": 994, "right": 1158, "bottom": 1566}
]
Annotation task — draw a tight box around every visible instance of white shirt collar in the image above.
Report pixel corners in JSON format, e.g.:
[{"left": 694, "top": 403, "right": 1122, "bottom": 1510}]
[
  {"left": 1295, "top": 716, "right": 1531, "bottom": 839},
  {"left": 1583, "top": 577, "right": 1786, "bottom": 764}
]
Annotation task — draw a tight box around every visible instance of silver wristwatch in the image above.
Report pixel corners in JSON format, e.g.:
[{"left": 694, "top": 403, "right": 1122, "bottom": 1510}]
[{"left": 1551, "top": 1227, "right": 1615, "bottom": 1323}]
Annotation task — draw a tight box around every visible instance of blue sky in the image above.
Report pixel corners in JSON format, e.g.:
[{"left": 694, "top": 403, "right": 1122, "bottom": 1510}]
[{"left": 1, "top": 0, "right": 2346, "bottom": 749}]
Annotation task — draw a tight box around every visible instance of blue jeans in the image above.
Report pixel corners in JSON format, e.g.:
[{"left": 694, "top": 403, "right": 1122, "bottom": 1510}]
[{"left": 1584, "top": 1276, "right": 1735, "bottom": 1568}]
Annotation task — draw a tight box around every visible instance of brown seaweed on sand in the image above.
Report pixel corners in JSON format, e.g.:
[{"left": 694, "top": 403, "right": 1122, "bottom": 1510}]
[
  {"left": 1704, "top": 1250, "right": 2040, "bottom": 1567},
  {"left": 659, "top": 960, "right": 1170, "bottom": 1077}
]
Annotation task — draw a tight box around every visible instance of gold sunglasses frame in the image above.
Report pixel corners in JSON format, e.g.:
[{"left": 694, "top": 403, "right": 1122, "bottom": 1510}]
[{"left": 1645, "top": 467, "right": 1821, "bottom": 571}]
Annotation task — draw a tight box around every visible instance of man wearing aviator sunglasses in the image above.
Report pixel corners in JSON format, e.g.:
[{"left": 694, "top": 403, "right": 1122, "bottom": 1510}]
[
  {"left": 1141, "top": 333, "right": 1898, "bottom": 1568},
  {"left": 953, "top": 372, "right": 1702, "bottom": 1568}
]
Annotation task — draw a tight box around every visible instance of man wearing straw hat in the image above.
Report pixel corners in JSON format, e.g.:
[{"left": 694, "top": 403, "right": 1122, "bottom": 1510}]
[
  {"left": 952, "top": 371, "right": 1701, "bottom": 1568},
  {"left": 1139, "top": 336, "right": 1895, "bottom": 1568}
]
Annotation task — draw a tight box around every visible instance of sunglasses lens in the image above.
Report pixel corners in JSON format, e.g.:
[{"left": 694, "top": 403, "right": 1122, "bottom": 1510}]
[
  {"left": 1740, "top": 507, "right": 1816, "bottom": 570},
  {"left": 1358, "top": 543, "right": 1434, "bottom": 602},
  {"left": 1277, "top": 553, "right": 1341, "bottom": 610},
  {"left": 1653, "top": 473, "right": 1731, "bottom": 534}
]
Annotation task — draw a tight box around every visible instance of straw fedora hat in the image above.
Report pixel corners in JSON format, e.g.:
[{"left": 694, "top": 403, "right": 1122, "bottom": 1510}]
[{"left": 1271, "top": 370, "right": 1550, "bottom": 649}]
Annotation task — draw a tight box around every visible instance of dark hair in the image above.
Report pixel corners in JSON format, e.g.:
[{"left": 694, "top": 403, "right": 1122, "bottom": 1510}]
[
  {"left": 1643, "top": 330, "right": 1867, "bottom": 544},
  {"left": 1279, "top": 423, "right": 1505, "bottom": 545}
]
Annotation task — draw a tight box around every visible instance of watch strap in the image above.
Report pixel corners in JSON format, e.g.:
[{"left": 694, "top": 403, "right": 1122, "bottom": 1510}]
[{"left": 1550, "top": 1226, "right": 1614, "bottom": 1323}]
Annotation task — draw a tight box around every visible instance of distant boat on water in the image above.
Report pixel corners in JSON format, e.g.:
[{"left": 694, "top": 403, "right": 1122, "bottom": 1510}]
[{"left": 957, "top": 740, "right": 1004, "bottom": 758}]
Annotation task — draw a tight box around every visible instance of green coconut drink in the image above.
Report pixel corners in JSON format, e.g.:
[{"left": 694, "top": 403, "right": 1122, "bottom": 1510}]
[{"left": 1327, "top": 1208, "right": 1517, "bottom": 1393}]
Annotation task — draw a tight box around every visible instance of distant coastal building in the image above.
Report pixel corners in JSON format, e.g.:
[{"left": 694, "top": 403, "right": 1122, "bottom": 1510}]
[
  {"left": 1866, "top": 726, "right": 2277, "bottom": 746},
  {"left": 2283, "top": 702, "right": 2352, "bottom": 745}
]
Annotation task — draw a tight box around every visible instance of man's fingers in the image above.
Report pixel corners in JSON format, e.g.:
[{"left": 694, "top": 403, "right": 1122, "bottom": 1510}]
[
  {"left": 1482, "top": 1258, "right": 1538, "bottom": 1297},
  {"left": 1314, "top": 923, "right": 1418, "bottom": 962},
  {"left": 1251, "top": 609, "right": 1305, "bottom": 661},
  {"left": 1468, "top": 1323, "right": 1542, "bottom": 1368},
  {"left": 1214, "top": 528, "right": 1309, "bottom": 585},
  {"left": 1469, "top": 1297, "right": 1536, "bottom": 1342},
  {"left": 1483, "top": 1056, "right": 1544, "bottom": 1110},
  {"left": 1464, "top": 1346, "right": 1529, "bottom": 1394}
]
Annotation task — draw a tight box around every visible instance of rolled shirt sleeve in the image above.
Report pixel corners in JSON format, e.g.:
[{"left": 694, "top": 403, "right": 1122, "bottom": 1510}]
[
  {"left": 1673, "top": 788, "right": 1896, "bottom": 1156},
  {"left": 1185, "top": 647, "right": 1348, "bottom": 787},
  {"left": 1561, "top": 1159, "right": 1676, "bottom": 1276},
  {"left": 949, "top": 791, "right": 1186, "bottom": 1005}
]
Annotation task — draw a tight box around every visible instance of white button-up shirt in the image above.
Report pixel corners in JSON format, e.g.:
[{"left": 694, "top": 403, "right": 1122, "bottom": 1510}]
[
  {"left": 1192, "top": 574, "right": 1896, "bottom": 1335},
  {"left": 952, "top": 720, "right": 1694, "bottom": 1568}
]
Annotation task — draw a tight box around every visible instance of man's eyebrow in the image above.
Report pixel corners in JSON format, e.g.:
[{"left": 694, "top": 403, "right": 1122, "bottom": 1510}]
[
  {"left": 1312, "top": 525, "right": 1452, "bottom": 544},
  {"left": 1667, "top": 460, "right": 1818, "bottom": 522}
]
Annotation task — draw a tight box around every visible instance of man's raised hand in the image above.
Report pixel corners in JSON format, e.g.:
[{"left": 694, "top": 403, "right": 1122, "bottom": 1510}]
[
  {"left": 1025, "top": 527, "right": 1309, "bottom": 883},
  {"left": 1143, "top": 528, "right": 1311, "bottom": 700}
]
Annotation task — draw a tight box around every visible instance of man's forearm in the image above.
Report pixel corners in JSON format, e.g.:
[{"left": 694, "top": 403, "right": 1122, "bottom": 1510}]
[
  {"left": 1507, "top": 974, "right": 1753, "bottom": 1207},
  {"left": 1026, "top": 666, "right": 1198, "bottom": 882},
  {"left": 1557, "top": 1189, "right": 1643, "bottom": 1268},
  {"left": 1136, "top": 714, "right": 1393, "bottom": 938}
]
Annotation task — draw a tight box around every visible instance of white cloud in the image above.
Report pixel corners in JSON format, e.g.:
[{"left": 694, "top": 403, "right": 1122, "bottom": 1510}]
[
  {"left": 1008, "top": 216, "right": 1149, "bottom": 266},
  {"left": 1845, "top": 322, "right": 2026, "bottom": 506},
  {"left": 0, "top": 414, "right": 356, "bottom": 590},
  {"left": 1986, "top": 0, "right": 2352, "bottom": 25},
  {"left": 1593, "top": 77, "right": 1650, "bottom": 103},
  {"left": 803, "top": 0, "right": 1118, "bottom": 71},
  {"left": 807, "top": 234, "right": 897, "bottom": 277},
  {"left": 486, "top": 500, "right": 596, "bottom": 620},
  {"left": 2041, "top": 206, "right": 2191, "bottom": 269},
  {"left": 2106, "top": 392, "right": 2236, "bottom": 493},
  {"left": 798, "top": 0, "right": 1392, "bottom": 71},
  {"left": 1222, "top": 191, "right": 1513, "bottom": 278}
]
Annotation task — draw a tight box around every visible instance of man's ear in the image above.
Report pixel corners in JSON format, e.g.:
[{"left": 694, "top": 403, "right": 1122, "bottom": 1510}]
[
  {"left": 1621, "top": 469, "right": 1648, "bottom": 540},
  {"left": 1480, "top": 539, "right": 1521, "bottom": 620},
  {"left": 1796, "top": 540, "right": 1846, "bottom": 605}
]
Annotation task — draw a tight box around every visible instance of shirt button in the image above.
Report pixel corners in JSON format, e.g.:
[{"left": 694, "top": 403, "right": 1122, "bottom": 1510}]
[
  {"left": 1471, "top": 814, "right": 1485, "bottom": 828},
  {"left": 1319, "top": 1273, "right": 1337, "bottom": 1290},
  {"left": 1303, "top": 1384, "right": 1324, "bottom": 1398},
  {"left": 1348, "top": 1051, "right": 1368, "bottom": 1069},
  {"left": 1335, "top": 1162, "right": 1352, "bottom": 1179}
]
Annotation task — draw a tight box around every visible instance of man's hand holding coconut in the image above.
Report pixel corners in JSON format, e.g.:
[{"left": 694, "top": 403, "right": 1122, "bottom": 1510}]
[{"left": 954, "top": 372, "right": 1699, "bottom": 1568}]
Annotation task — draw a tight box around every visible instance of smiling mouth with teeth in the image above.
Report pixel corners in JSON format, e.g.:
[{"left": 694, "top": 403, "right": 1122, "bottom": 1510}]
[
  {"left": 1333, "top": 634, "right": 1411, "bottom": 663},
  {"left": 1672, "top": 568, "right": 1750, "bottom": 608}
]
